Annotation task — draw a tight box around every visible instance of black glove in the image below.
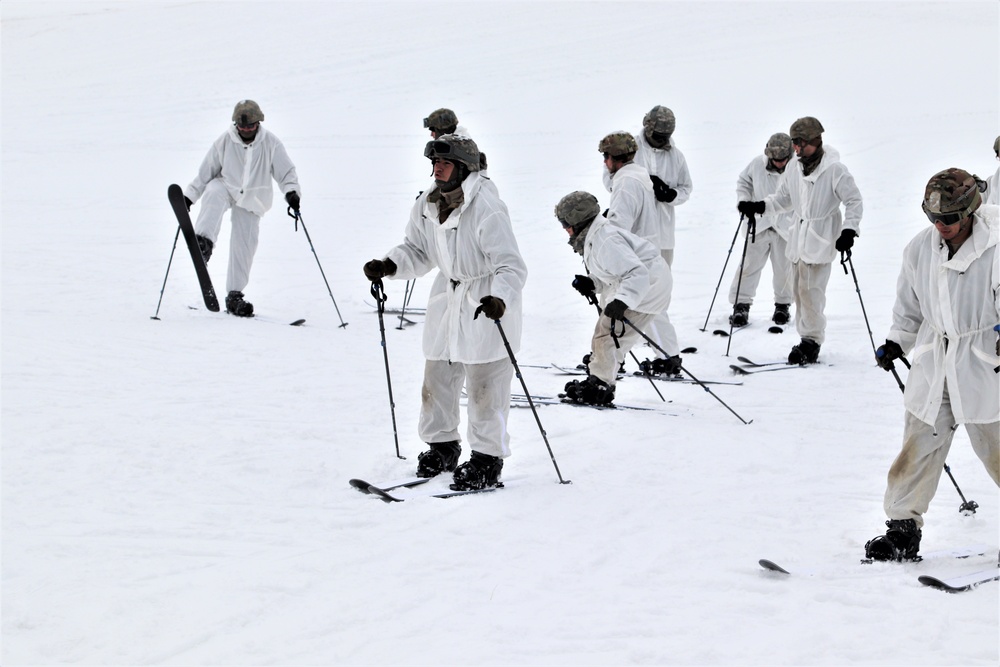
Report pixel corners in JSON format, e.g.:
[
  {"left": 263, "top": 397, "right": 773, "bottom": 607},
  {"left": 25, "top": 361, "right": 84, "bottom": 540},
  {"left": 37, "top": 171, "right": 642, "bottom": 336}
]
[
  {"left": 835, "top": 229, "right": 856, "bottom": 252},
  {"left": 737, "top": 201, "right": 766, "bottom": 216},
  {"left": 650, "top": 175, "right": 677, "bottom": 203},
  {"left": 285, "top": 190, "right": 301, "bottom": 212},
  {"left": 604, "top": 299, "right": 628, "bottom": 320},
  {"left": 572, "top": 274, "right": 596, "bottom": 299},
  {"left": 875, "top": 340, "right": 904, "bottom": 371},
  {"left": 475, "top": 295, "right": 506, "bottom": 320},
  {"left": 184, "top": 196, "right": 193, "bottom": 212},
  {"left": 363, "top": 258, "right": 397, "bottom": 281}
]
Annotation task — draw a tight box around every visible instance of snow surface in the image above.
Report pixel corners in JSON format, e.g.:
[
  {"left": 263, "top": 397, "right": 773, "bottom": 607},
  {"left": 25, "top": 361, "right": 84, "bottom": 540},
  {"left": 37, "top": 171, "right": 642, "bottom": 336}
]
[{"left": 3, "top": 2, "right": 999, "bottom": 665}]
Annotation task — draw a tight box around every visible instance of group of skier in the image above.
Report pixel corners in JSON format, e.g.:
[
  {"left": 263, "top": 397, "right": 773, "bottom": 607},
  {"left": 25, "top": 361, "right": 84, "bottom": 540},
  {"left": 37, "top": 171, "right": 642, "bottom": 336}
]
[{"left": 177, "top": 100, "right": 999, "bottom": 560}]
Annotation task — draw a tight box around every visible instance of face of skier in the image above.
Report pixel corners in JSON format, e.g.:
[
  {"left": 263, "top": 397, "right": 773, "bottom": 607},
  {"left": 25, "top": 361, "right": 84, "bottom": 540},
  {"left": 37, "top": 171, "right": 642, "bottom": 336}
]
[
  {"left": 432, "top": 158, "right": 455, "bottom": 182},
  {"left": 236, "top": 121, "right": 259, "bottom": 143},
  {"left": 603, "top": 152, "right": 624, "bottom": 175},
  {"left": 792, "top": 137, "right": 817, "bottom": 158},
  {"left": 933, "top": 215, "right": 973, "bottom": 248}
]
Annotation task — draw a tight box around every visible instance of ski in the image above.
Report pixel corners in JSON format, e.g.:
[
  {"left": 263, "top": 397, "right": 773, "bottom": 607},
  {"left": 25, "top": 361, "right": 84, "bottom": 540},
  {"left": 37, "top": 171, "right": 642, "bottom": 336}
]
[
  {"left": 364, "top": 300, "right": 426, "bottom": 315},
  {"left": 629, "top": 371, "right": 743, "bottom": 386},
  {"left": 367, "top": 482, "right": 503, "bottom": 503},
  {"left": 348, "top": 476, "right": 431, "bottom": 495},
  {"left": 759, "top": 544, "right": 992, "bottom": 577},
  {"left": 555, "top": 395, "right": 678, "bottom": 415},
  {"left": 736, "top": 356, "right": 787, "bottom": 368},
  {"left": 730, "top": 364, "right": 800, "bottom": 376},
  {"left": 918, "top": 567, "right": 999, "bottom": 593},
  {"left": 168, "top": 184, "right": 219, "bottom": 312},
  {"left": 186, "top": 306, "right": 304, "bottom": 326}
]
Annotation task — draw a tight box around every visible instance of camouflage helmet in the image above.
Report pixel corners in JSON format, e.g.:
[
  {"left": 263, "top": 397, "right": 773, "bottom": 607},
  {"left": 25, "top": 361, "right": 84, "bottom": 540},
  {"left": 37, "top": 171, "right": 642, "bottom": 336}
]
[
  {"left": 424, "top": 134, "right": 481, "bottom": 172},
  {"left": 642, "top": 105, "right": 676, "bottom": 134},
  {"left": 555, "top": 191, "right": 601, "bottom": 229},
  {"left": 232, "top": 100, "right": 264, "bottom": 125},
  {"left": 789, "top": 116, "right": 824, "bottom": 142},
  {"left": 598, "top": 131, "right": 638, "bottom": 159},
  {"left": 423, "top": 108, "right": 459, "bottom": 133},
  {"left": 993, "top": 135, "right": 999, "bottom": 156},
  {"left": 922, "top": 168, "right": 982, "bottom": 224},
  {"left": 764, "top": 133, "right": 793, "bottom": 160}
]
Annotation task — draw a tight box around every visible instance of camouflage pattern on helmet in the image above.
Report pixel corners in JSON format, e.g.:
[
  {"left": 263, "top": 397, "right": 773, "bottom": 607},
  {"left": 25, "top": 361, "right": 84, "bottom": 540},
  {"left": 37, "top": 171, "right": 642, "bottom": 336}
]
[
  {"left": 598, "top": 132, "right": 638, "bottom": 158},
  {"left": 232, "top": 100, "right": 264, "bottom": 125},
  {"left": 555, "top": 191, "right": 601, "bottom": 228},
  {"left": 764, "top": 133, "right": 793, "bottom": 160},
  {"left": 642, "top": 105, "right": 676, "bottom": 134},
  {"left": 922, "top": 168, "right": 982, "bottom": 219},
  {"left": 423, "top": 108, "right": 459, "bottom": 132},
  {"left": 789, "top": 116, "right": 824, "bottom": 142},
  {"left": 993, "top": 135, "right": 999, "bottom": 156},
  {"left": 424, "top": 134, "right": 481, "bottom": 172}
]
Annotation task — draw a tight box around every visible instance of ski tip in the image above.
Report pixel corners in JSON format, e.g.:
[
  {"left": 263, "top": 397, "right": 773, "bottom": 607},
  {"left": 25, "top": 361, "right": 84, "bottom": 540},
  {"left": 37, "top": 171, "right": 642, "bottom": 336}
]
[
  {"left": 712, "top": 329, "right": 730, "bottom": 337},
  {"left": 681, "top": 346, "right": 698, "bottom": 354},
  {"left": 290, "top": 319, "right": 306, "bottom": 326},
  {"left": 768, "top": 326, "right": 784, "bottom": 334},
  {"left": 759, "top": 559, "right": 790, "bottom": 574},
  {"left": 348, "top": 478, "right": 374, "bottom": 494}
]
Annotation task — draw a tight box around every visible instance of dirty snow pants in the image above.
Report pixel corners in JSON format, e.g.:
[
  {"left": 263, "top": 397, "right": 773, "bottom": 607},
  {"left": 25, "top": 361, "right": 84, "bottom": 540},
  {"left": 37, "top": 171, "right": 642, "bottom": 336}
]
[
  {"left": 883, "top": 385, "right": 1000, "bottom": 527},
  {"left": 792, "top": 261, "right": 832, "bottom": 345},
  {"left": 418, "top": 358, "right": 513, "bottom": 459},
  {"left": 194, "top": 178, "right": 261, "bottom": 294},
  {"left": 588, "top": 311, "right": 661, "bottom": 386},
  {"left": 728, "top": 227, "right": 792, "bottom": 307}
]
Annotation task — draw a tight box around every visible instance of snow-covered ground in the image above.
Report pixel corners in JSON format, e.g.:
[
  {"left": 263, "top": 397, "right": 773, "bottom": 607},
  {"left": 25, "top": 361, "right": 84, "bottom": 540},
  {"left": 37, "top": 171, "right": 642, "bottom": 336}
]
[{"left": 3, "top": 2, "right": 998, "bottom": 665}]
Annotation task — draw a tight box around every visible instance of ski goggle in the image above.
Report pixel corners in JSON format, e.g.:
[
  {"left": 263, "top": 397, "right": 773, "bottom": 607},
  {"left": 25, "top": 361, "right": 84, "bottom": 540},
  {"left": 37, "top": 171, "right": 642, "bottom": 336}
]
[
  {"left": 424, "top": 140, "right": 457, "bottom": 159},
  {"left": 923, "top": 208, "right": 966, "bottom": 226},
  {"left": 791, "top": 137, "right": 811, "bottom": 147},
  {"left": 236, "top": 121, "right": 259, "bottom": 131}
]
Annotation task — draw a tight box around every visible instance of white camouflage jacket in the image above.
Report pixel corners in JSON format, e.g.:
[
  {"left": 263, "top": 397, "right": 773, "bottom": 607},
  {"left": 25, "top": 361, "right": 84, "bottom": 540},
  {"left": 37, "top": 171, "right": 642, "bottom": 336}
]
[
  {"left": 736, "top": 154, "right": 797, "bottom": 239},
  {"left": 634, "top": 133, "right": 693, "bottom": 250},
  {"left": 583, "top": 216, "right": 672, "bottom": 315},
  {"left": 763, "top": 145, "right": 863, "bottom": 264},
  {"left": 888, "top": 205, "right": 1000, "bottom": 425},
  {"left": 385, "top": 172, "right": 527, "bottom": 364},
  {"left": 604, "top": 162, "right": 662, "bottom": 246},
  {"left": 185, "top": 125, "right": 299, "bottom": 217}
]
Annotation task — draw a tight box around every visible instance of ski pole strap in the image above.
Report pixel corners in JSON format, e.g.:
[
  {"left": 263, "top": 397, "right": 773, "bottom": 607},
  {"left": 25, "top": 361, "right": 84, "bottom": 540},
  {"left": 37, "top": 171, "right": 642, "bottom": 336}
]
[
  {"left": 287, "top": 205, "right": 300, "bottom": 231},
  {"left": 840, "top": 249, "right": 852, "bottom": 274},
  {"left": 609, "top": 318, "right": 624, "bottom": 349},
  {"left": 370, "top": 279, "right": 387, "bottom": 306}
]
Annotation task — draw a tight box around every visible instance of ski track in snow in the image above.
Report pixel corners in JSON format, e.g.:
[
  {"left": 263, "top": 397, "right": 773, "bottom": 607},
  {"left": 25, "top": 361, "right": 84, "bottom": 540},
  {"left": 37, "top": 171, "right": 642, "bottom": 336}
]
[{"left": 3, "top": 2, "right": 998, "bottom": 665}]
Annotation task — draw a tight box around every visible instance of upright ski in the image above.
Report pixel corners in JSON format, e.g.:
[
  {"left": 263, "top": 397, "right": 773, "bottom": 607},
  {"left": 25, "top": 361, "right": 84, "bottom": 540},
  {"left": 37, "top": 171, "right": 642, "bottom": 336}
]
[{"left": 168, "top": 184, "right": 219, "bottom": 312}]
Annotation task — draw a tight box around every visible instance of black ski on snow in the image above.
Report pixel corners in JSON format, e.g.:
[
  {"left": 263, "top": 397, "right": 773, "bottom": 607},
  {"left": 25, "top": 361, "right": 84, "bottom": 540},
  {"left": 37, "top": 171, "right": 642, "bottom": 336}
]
[
  {"left": 348, "top": 476, "right": 501, "bottom": 503},
  {"left": 168, "top": 184, "right": 219, "bottom": 312},
  {"left": 918, "top": 567, "right": 999, "bottom": 593},
  {"left": 758, "top": 544, "right": 992, "bottom": 577},
  {"left": 550, "top": 364, "right": 740, "bottom": 386},
  {"left": 186, "top": 306, "right": 305, "bottom": 326},
  {"left": 730, "top": 364, "right": 801, "bottom": 376}
]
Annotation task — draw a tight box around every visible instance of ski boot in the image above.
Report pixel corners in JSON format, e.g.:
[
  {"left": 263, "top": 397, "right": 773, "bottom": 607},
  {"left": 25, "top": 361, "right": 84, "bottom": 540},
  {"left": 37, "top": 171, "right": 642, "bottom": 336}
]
[
  {"left": 416, "top": 440, "right": 461, "bottom": 478},
  {"left": 225, "top": 291, "right": 254, "bottom": 317},
  {"left": 450, "top": 451, "right": 504, "bottom": 491},
  {"left": 729, "top": 303, "right": 750, "bottom": 327},
  {"left": 638, "top": 355, "right": 683, "bottom": 377},
  {"left": 577, "top": 352, "right": 592, "bottom": 372},
  {"left": 864, "top": 519, "right": 922, "bottom": 562},
  {"left": 196, "top": 235, "right": 214, "bottom": 264},
  {"left": 788, "top": 338, "right": 820, "bottom": 365},
  {"left": 772, "top": 303, "right": 791, "bottom": 325},
  {"left": 563, "top": 375, "right": 615, "bottom": 406}
]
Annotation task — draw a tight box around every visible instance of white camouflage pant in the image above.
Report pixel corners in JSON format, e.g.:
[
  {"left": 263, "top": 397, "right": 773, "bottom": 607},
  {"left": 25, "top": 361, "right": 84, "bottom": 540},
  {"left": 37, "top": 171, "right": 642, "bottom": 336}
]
[
  {"left": 883, "top": 384, "right": 1000, "bottom": 527},
  {"left": 588, "top": 311, "right": 661, "bottom": 386},
  {"left": 728, "top": 228, "right": 793, "bottom": 307},
  {"left": 418, "top": 358, "right": 513, "bottom": 459},
  {"left": 792, "top": 261, "right": 832, "bottom": 344},
  {"left": 194, "top": 179, "right": 261, "bottom": 294}
]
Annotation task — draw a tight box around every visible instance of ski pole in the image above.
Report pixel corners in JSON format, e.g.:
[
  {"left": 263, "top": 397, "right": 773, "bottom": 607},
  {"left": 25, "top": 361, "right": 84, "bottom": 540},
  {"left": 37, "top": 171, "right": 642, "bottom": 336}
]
[
  {"left": 724, "top": 214, "right": 756, "bottom": 356},
  {"left": 151, "top": 225, "right": 182, "bottom": 320},
  {"left": 290, "top": 208, "right": 348, "bottom": 328},
  {"left": 371, "top": 280, "right": 404, "bottom": 460},
  {"left": 620, "top": 316, "right": 752, "bottom": 424},
  {"left": 700, "top": 214, "right": 745, "bottom": 332},
  {"left": 841, "top": 251, "right": 879, "bottom": 359},
  {"left": 476, "top": 309, "right": 570, "bottom": 485},
  {"left": 396, "top": 279, "right": 416, "bottom": 330}
]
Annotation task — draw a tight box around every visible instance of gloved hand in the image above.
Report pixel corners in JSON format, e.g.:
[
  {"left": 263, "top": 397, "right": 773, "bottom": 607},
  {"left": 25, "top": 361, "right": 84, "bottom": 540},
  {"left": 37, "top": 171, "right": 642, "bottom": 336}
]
[
  {"left": 475, "top": 295, "right": 506, "bottom": 320},
  {"left": 737, "top": 201, "right": 766, "bottom": 216},
  {"left": 184, "top": 196, "right": 193, "bottom": 212},
  {"left": 363, "top": 258, "right": 397, "bottom": 281},
  {"left": 572, "top": 274, "right": 596, "bottom": 299},
  {"left": 875, "top": 339, "right": 904, "bottom": 371},
  {"left": 285, "top": 190, "right": 301, "bottom": 212},
  {"left": 650, "top": 175, "right": 677, "bottom": 203},
  {"left": 835, "top": 229, "right": 857, "bottom": 252},
  {"left": 604, "top": 299, "right": 628, "bottom": 320}
]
